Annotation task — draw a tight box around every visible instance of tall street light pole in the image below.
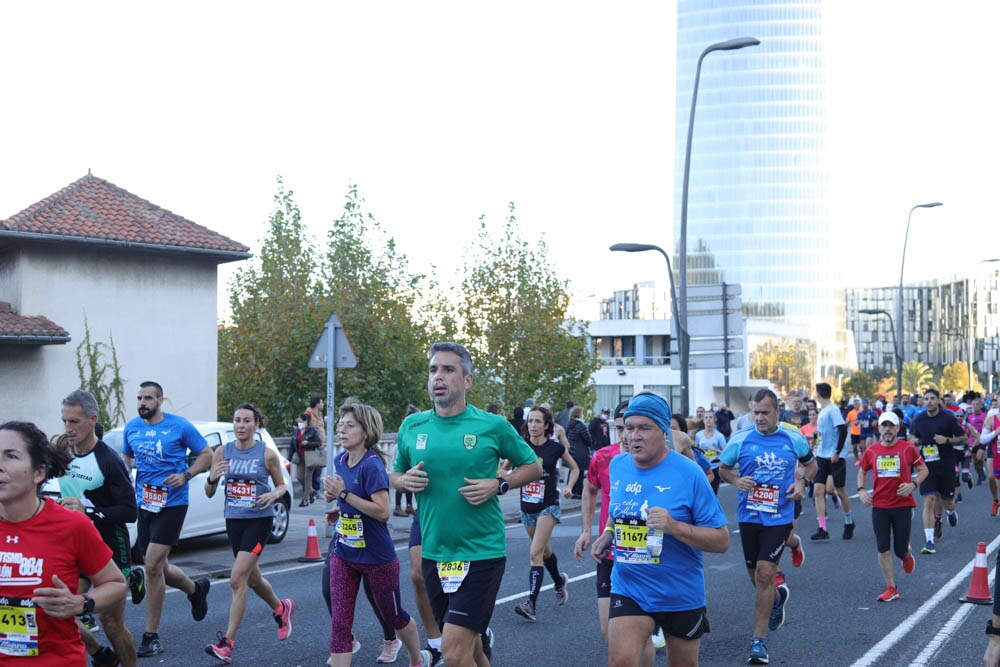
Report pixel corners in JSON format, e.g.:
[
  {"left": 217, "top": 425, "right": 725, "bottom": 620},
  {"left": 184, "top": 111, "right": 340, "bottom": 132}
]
[
  {"left": 610, "top": 243, "right": 684, "bottom": 403},
  {"left": 679, "top": 36, "right": 759, "bottom": 418},
  {"left": 898, "top": 202, "right": 943, "bottom": 400},
  {"left": 859, "top": 309, "right": 901, "bottom": 399}
]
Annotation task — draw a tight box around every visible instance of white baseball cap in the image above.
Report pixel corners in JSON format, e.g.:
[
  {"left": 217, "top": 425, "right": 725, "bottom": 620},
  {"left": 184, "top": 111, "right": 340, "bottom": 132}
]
[{"left": 878, "top": 411, "right": 900, "bottom": 426}]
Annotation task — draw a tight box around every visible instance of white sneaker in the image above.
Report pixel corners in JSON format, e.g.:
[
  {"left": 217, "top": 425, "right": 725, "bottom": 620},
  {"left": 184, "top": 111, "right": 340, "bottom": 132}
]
[
  {"left": 652, "top": 627, "right": 666, "bottom": 649},
  {"left": 376, "top": 638, "right": 402, "bottom": 663}
]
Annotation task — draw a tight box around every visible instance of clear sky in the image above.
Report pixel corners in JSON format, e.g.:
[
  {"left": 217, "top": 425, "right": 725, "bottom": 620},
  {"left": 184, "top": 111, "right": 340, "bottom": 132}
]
[{"left": 2, "top": 1, "right": 997, "bottom": 321}]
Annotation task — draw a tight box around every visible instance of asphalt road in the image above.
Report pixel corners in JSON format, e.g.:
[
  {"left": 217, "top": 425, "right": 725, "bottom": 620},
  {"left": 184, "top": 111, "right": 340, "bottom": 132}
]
[{"left": 112, "top": 469, "right": 1000, "bottom": 666}]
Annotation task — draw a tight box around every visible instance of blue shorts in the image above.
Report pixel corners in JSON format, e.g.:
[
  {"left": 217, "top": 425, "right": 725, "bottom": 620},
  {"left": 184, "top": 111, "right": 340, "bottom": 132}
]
[{"left": 520, "top": 504, "right": 561, "bottom": 527}]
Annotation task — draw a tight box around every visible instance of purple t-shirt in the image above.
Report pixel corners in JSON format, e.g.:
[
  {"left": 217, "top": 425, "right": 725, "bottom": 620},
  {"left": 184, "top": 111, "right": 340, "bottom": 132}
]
[{"left": 332, "top": 449, "right": 396, "bottom": 564}]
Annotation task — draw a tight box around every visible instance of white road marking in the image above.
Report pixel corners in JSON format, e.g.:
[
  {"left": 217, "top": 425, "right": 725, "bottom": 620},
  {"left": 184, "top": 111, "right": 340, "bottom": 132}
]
[
  {"left": 911, "top": 565, "right": 996, "bottom": 665},
  {"left": 850, "top": 533, "right": 1000, "bottom": 667}
]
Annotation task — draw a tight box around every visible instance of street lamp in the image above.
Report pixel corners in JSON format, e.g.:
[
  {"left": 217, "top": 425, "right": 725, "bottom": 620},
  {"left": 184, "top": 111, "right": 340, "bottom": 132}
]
[
  {"left": 678, "top": 36, "right": 760, "bottom": 418},
  {"left": 610, "top": 243, "right": 685, "bottom": 406},
  {"left": 859, "top": 309, "right": 901, "bottom": 399},
  {"left": 898, "top": 202, "right": 943, "bottom": 401}
]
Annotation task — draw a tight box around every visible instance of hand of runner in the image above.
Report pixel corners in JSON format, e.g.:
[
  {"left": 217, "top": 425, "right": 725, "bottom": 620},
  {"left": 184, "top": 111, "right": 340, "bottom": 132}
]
[
  {"left": 896, "top": 481, "right": 916, "bottom": 497},
  {"left": 985, "top": 634, "right": 1000, "bottom": 667},
  {"left": 785, "top": 479, "right": 806, "bottom": 501},
  {"left": 733, "top": 476, "right": 756, "bottom": 492},
  {"left": 255, "top": 490, "right": 277, "bottom": 510},
  {"left": 459, "top": 477, "right": 497, "bottom": 505},
  {"left": 858, "top": 488, "right": 872, "bottom": 506},
  {"left": 561, "top": 486, "right": 573, "bottom": 499},
  {"left": 646, "top": 506, "right": 671, "bottom": 532},
  {"left": 32, "top": 574, "right": 84, "bottom": 619},
  {"left": 590, "top": 529, "right": 613, "bottom": 563},
  {"left": 324, "top": 473, "right": 346, "bottom": 499},
  {"left": 209, "top": 459, "right": 229, "bottom": 482},
  {"left": 163, "top": 472, "right": 188, "bottom": 488},
  {"left": 402, "top": 461, "right": 428, "bottom": 493},
  {"left": 573, "top": 532, "right": 592, "bottom": 560},
  {"left": 56, "top": 496, "right": 85, "bottom": 513}
]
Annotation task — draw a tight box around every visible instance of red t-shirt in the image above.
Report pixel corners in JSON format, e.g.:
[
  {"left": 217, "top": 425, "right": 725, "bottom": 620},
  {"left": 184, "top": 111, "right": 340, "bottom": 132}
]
[
  {"left": 586, "top": 443, "right": 623, "bottom": 559},
  {"left": 860, "top": 440, "right": 924, "bottom": 509},
  {"left": 0, "top": 499, "right": 113, "bottom": 665}
]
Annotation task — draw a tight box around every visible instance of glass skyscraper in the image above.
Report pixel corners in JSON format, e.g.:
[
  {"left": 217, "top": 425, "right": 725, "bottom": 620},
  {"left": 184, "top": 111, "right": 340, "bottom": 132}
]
[{"left": 675, "top": 0, "right": 843, "bottom": 357}]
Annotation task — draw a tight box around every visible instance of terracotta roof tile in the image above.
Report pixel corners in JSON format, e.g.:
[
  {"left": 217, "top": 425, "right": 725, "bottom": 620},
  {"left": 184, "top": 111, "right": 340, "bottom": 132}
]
[
  {"left": 1, "top": 173, "right": 250, "bottom": 258},
  {"left": 0, "top": 301, "right": 70, "bottom": 343}
]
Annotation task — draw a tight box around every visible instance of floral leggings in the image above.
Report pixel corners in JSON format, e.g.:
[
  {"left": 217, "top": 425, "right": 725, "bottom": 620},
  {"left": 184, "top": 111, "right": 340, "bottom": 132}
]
[{"left": 329, "top": 552, "right": 411, "bottom": 654}]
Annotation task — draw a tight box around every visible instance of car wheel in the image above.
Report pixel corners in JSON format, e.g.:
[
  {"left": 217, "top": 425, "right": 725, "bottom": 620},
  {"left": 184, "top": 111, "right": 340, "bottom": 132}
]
[{"left": 268, "top": 496, "right": 290, "bottom": 543}]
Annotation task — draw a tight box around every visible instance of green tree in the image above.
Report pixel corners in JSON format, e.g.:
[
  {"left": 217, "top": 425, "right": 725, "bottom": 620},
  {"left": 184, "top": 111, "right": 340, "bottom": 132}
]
[
  {"left": 75, "top": 317, "right": 126, "bottom": 429},
  {"left": 219, "top": 177, "right": 327, "bottom": 429},
  {"left": 842, "top": 369, "right": 877, "bottom": 400},
  {"left": 457, "top": 204, "right": 599, "bottom": 413},
  {"left": 900, "top": 360, "right": 936, "bottom": 396},
  {"left": 317, "top": 185, "right": 431, "bottom": 428}
]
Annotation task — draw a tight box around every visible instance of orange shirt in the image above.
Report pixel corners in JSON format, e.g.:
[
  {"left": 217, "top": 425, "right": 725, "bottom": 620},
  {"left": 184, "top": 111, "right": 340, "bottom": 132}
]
[{"left": 847, "top": 408, "right": 860, "bottom": 436}]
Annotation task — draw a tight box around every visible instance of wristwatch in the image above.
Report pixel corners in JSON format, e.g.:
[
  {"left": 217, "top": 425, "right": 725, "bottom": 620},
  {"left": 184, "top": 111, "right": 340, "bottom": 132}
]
[
  {"left": 182, "top": 470, "right": 193, "bottom": 481},
  {"left": 496, "top": 477, "right": 510, "bottom": 496},
  {"left": 988, "top": 621, "right": 1000, "bottom": 636},
  {"left": 338, "top": 490, "right": 349, "bottom": 502},
  {"left": 78, "top": 594, "right": 95, "bottom": 616}
]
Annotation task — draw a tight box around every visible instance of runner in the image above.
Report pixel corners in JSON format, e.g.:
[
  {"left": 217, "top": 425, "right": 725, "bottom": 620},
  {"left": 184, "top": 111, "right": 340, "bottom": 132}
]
[
  {"left": 0, "top": 421, "right": 128, "bottom": 665},
  {"left": 204, "top": 403, "right": 294, "bottom": 663},
  {"left": 391, "top": 342, "right": 542, "bottom": 667},
  {"left": 857, "top": 398, "right": 879, "bottom": 464},
  {"left": 512, "top": 405, "right": 578, "bottom": 622},
  {"left": 719, "top": 388, "right": 817, "bottom": 665},
  {"left": 980, "top": 407, "right": 1000, "bottom": 516},
  {"left": 695, "top": 411, "right": 727, "bottom": 495},
  {"left": 324, "top": 402, "right": 431, "bottom": 667},
  {"left": 588, "top": 392, "right": 729, "bottom": 667},
  {"left": 953, "top": 407, "right": 978, "bottom": 503},
  {"left": 908, "top": 388, "right": 965, "bottom": 554},
  {"left": 810, "top": 382, "right": 854, "bottom": 541},
  {"left": 857, "top": 411, "right": 927, "bottom": 602},
  {"left": 968, "top": 397, "right": 989, "bottom": 485},
  {"left": 121, "top": 381, "right": 213, "bottom": 657},
  {"left": 846, "top": 399, "right": 862, "bottom": 462},
  {"left": 57, "top": 390, "right": 139, "bottom": 667}
]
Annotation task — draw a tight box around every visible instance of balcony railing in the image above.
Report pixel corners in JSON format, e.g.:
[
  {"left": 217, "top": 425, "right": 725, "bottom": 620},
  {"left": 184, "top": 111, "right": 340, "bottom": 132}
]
[{"left": 598, "top": 356, "right": 670, "bottom": 367}]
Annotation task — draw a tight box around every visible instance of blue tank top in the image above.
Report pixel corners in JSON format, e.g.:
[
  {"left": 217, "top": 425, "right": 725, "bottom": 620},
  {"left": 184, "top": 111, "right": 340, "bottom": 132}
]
[{"left": 222, "top": 440, "right": 274, "bottom": 520}]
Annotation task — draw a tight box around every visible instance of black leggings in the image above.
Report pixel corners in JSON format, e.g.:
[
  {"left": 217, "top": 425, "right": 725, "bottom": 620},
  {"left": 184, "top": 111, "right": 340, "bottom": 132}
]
[
  {"left": 872, "top": 506, "right": 912, "bottom": 559},
  {"left": 322, "top": 547, "right": 396, "bottom": 641}
]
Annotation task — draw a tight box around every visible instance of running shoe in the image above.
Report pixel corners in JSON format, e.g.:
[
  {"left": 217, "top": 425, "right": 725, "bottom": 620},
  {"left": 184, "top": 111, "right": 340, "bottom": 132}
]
[
  {"left": 189, "top": 577, "right": 210, "bottom": 622},
  {"left": 376, "top": 638, "right": 402, "bottom": 663},
  {"left": 352, "top": 638, "right": 361, "bottom": 654},
  {"left": 514, "top": 600, "right": 536, "bottom": 621},
  {"left": 91, "top": 646, "right": 119, "bottom": 667},
  {"left": 810, "top": 528, "right": 830, "bottom": 541},
  {"left": 652, "top": 627, "right": 666, "bottom": 649},
  {"left": 993, "top": 500, "right": 1000, "bottom": 517},
  {"left": 957, "top": 492, "right": 964, "bottom": 503},
  {"left": 964, "top": 471, "right": 974, "bottom": 488},
  {"left": 205, "top": 631, "right": 233, "bottom": 664},
  {"left": 129, "top": 566, "right": 146, "bottom": 605},
  {"left": 425, "top": 645, "right": 442, "bottom": 666},
  {"left": 482, "top": 627, "right": 494, "bottom": 661},
  {"left": 791, "top": 541, "right": 805, "bottom": 567},
  {"left": 136, "top": 633, "right": 163, "bottom": 657},
  {"left": 774, "top": 571, "right": 785, "bottom": 587},
  {"left": 832, "top": 494, "right": 841, "bottom": 510},
  {"left": 933, "top": 517, "right": 943, "bottom": 541},
  {"left": 274, "top": 598, "right": 294, "bottom": 641},
  {"left": 902, "top": 551, "right": 915, "bottom": 573},
  {"left": 876, "top": 585, "right": 900, "bottom": 603},
  {"left": 767, "top": 584, "right": 789, "bottom": 632},
  {"left": 921, "top": 540, "right": 936, "bottom": 555},
  {"left": 417, "top": 650, "right": 433, "bottom": 667},
  {"left": 80, "top": 613, "right": 100, "bottom": 633},
  {"left": 843, "top": 523, "right": 855, "bottom": 540},
  {"left": 748, "top": 637, "right": 769, "bottom": 664},
  {"left": 948, "top": 510, "right": 957, "bottom": 527},
  {"left": 979, "top": 471, "right": 987, "bottom": 485},
  {"left": 554, "top": 572, "right": 569, "bottom": 605}
]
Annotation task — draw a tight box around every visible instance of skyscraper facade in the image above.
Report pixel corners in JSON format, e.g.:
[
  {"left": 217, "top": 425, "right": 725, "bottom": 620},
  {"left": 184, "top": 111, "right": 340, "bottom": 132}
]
[{"left": 675, "top": 0, "right": 844, "bottom": 365}]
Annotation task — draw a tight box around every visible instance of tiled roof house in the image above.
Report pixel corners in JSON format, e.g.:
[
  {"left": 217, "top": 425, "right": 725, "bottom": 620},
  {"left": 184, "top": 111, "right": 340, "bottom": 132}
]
[{"left": 0, "top": 173, "right": 250, "bottom": 431}]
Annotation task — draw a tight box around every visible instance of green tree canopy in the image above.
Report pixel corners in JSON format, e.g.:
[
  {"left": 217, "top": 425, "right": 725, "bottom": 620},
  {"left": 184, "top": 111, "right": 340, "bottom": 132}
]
[
  {"left": 901, "top": 360, "right": 936, "bottom": 396},
  {"left": 842, "top": 369, "right": 877, "bottom": 400},
  {"left": 457, "top": 204, "right": 599, "bottom": 413}
]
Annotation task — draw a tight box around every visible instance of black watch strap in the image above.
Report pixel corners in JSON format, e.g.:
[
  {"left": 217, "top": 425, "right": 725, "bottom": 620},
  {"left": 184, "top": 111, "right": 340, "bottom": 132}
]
[
  {"left": 78, "top": 594, "right": 95, "bottom": 616},
  {"left": 988, "top": 621, "right": 1000, "bottom": 636},
  {"left": 338, "top": 490, "right": 349, "bottom": 502},
  {"left": 496, "top": 477, "right": 510, "bottom": 496}
]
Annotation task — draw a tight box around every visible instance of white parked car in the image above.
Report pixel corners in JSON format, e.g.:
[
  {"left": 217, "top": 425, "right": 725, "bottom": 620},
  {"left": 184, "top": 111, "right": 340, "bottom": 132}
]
[{"left": 46, "top": 421, "right": 294, "bottom": 550}]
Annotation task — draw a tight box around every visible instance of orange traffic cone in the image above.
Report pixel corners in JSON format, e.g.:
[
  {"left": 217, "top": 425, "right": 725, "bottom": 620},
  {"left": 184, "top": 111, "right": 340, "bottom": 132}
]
[
  {"left": 298, "top": 518, "right": 324, "bottom": 562},
  {"left": 959, "top": 541, "right": 992, "bottom": 604}
]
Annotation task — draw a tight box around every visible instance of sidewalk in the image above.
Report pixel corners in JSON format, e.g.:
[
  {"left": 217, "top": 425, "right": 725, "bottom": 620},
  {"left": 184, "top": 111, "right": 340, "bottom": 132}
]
[{"left": 170, "top": 487, "right": 583, "bottom": 580}]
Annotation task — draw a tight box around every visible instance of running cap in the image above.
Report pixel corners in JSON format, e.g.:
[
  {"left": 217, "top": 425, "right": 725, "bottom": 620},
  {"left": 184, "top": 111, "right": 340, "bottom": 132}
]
[
  {"left": 613, "top": 400, "right": 630, "bottom": 421},
  {"left": 878, "top": 411, "right": 899, "bottom": 426}
]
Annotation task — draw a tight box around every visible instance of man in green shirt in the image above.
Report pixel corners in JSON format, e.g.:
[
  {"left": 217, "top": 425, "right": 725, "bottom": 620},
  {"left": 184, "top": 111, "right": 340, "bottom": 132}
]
[{"left": 392, "top": 342, "right": 541, "bottom": 667}]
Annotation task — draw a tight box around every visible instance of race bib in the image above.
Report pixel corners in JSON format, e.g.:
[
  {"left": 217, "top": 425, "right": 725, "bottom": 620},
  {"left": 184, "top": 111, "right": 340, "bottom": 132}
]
[
  {"left": 141, "top": 483, "right": 169, "bottom": 512},
  {"left": 337, "top": 514, "right": 366, "bottom": 549},
  {"left": 703, "top": 449, "right": 718, "bottom": 461},
  {"left": 747, "top": 483, "right": 780, "bottom": 513},
  {"left": 521, "top": 481, "right": 544, "bottom": 504},
  {"left": 0, "top": 596, "right": 39, "bottom": 657},
  {"left": 436, "top": 560, "right": 470, "bottom": 593},
  {"left": 876, "top": 455, "right": 901, "bottom": 478},
  {"left": 225, "top": 479, "right": 257, "bottom": 509},
  {"left": 922, "top": 445, "right": 940, "bottom": 463},
  {"left": 613, "top": 516, "right": 658, "bottom": 564}
]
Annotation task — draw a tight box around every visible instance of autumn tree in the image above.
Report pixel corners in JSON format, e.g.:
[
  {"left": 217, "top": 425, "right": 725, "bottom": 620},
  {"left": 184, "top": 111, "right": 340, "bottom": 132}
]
[
  {"left": 749, "top": 339, "right": 814, "bottom": 393},
  {"left": 218, "top": 178, "right": 327, "bottom": 428},
  {"left": 842, "top": 369, "right": 877, "bottom": 401},
  {"left": 457, "top": 204, "right": 599, "bottom": 413},
  {"left": 940, "top": 360, "right": 983, "bottom": 394}
]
